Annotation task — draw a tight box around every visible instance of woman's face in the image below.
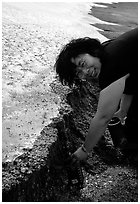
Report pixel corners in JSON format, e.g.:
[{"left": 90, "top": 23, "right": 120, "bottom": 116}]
[{"left": 71, "top": 53, "right": 101, "bottom": 81}]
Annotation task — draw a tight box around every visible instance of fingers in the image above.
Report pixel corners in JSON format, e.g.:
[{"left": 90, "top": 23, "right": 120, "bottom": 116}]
[
  {"left": 121, "top": 116, "right": 127, "bottom": 125},
  {"left": 113, "top": 110, "right": 120, "bottom": 118},
  {"left": 114, "top": 109, "right": 127, "bottom": 125}
]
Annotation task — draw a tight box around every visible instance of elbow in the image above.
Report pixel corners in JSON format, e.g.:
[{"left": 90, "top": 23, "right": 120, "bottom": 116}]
[
  {"left": 96, "top": 112, "right": 113, "bottom": 126},
  {"left": 101, "top": 115, "right": 112, "bottom": 125}
]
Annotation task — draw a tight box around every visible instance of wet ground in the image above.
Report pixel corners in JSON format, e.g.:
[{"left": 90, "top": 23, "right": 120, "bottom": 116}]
[
  {"left": 2, "top": 2, "right": 110, "bottom": 162},
  {"left": 89, "top": 2, "right": 138, "bottom": 38},
  {"left": 2, "top": 2, "right": 138, "bottom": 202}
]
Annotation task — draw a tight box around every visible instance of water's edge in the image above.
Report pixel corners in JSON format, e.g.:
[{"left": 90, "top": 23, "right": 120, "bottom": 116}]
[
  {"left": 2, "top": 80, "right": 100, "bottom": 201},
  {"left": 2, "top": 2, "right": 138, "bottom": 202}
]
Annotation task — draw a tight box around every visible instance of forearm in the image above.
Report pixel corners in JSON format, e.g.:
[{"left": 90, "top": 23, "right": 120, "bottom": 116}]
[
  {"left": 74, "top": 76, "right": 127, "bottom": 160},
  {"left": 84, "top": 115, "right": 109, "bottom": 153},
  {"left": 120, "top": 94, "right": 133, "bottom": 114}
]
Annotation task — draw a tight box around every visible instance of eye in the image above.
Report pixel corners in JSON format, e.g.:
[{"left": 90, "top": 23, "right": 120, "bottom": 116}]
[{"left": 80, "top": 60, "right": 86, "bottom": 67}]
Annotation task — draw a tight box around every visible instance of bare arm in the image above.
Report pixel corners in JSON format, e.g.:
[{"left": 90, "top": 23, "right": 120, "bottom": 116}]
[
  {"left": 114, "top": 94, "right": 133, "bottom": 124},
  {"left": 74, "top": 74, "right": 129, "bottom": 160}
]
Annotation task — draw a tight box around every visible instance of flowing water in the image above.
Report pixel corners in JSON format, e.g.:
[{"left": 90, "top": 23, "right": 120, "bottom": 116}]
[{"left": 2, "top": 2, "right": 113, "bottom": 162}]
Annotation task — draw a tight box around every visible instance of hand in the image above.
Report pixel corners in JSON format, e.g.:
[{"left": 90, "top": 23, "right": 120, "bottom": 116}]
[{"left": 113, "top": 109, "right": 127, "bottom": 125}]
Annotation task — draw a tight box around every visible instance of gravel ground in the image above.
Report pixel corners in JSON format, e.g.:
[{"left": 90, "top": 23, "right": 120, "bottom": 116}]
[{"left": 2, "top": 2, "right": 138, "bottom": 202}]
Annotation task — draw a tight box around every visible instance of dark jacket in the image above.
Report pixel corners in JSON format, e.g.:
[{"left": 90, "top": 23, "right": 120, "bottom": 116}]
[{"left": 99, "top": 28, "right": 138, "bottom": 95}]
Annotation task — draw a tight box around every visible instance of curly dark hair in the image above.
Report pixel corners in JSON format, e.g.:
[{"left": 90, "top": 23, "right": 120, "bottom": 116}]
[{"left": 54, "top": 37, "right": 104, "bottom": 87}]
